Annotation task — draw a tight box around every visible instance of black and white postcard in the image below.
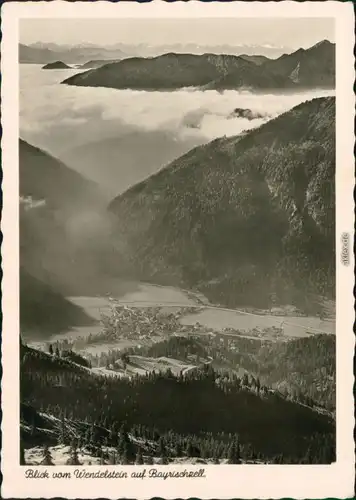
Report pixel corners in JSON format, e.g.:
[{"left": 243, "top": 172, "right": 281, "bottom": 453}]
[{"left": 1, "top": 1, "right": 355, "bottom": 498}]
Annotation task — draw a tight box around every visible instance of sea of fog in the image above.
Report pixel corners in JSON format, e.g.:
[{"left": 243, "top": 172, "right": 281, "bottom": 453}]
[{"left": 20, "top": 64, "right": 334, "bottom": 158}]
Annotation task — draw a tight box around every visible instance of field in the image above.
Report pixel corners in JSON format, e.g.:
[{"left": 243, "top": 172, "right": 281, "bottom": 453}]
[
  {"left": 90, "top": 355, "right": 197, "bottom": 378},
  {"left": 181, "top": 308, "right": 335, "bottom": 338}
]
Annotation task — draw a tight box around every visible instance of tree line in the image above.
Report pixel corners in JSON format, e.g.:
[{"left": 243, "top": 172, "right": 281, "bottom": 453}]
[{"left": 21, "top": 343, "right": 335, "bottom": 464}]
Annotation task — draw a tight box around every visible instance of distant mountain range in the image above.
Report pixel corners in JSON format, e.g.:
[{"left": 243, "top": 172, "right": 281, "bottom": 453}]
[
  {"left": 21, "top": 41, "right": 295, "bottom": 62},
  {"left": 19, "top": 43, "right": 129, "bottom": 64},
  {"left": 108, "top": 96, "right": 335, "bottom": 313},
  {"left": 62, "top": 41, "right": 335, "bottom": 92},
  {"left": 130, "top": 43, "right": 292, "bottom": 59}
]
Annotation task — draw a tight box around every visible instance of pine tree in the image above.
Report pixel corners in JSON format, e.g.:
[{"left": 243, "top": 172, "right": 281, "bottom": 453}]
[
  {"left": 302, "top": 446, "right": 313, "bottom": 464},
  {"left": 67, "top": 440, "right": 80, "bottom": 465},
  {"left": 200, "top": 442, "right": 208, "bottom": 459},
  {"left": 109, "top": 422, "right": 118, "bottom": 447},
  {"left": 186, "top": 440, "right": 194, "bottom": 458},
  {"left": 135, "top": 448, "right": 144, "bottom": 465},
  {"left": 158, "top": 437, "right": 166, "bottom": 456},
  {"left": 117, "top": 424, "right": 134, "bottom": 462},
  {"left": 109, "top": 451, "right": 117, "bottom": 465},
  {"left": 58, "top": 414, "right": 69, "bottom": 445},
  {"left": 158, "top": 437, "right": 168, "bottom": 464},
  {"left": 256, "top": 377, "right": 261, "bottom": 392},
  {"left": 120, "top": 443, "right": 129, "bottom": 465},
  {"left": 55, "top": 346, "right": 60, "bottom": 357},
  {"left": 41, "top": 444, "right": 54, "bottom": 466},
  {"left": 175, "top": 441, "right": 183, "bottom": 457},
  {"left": 84, "top": 426, "right": 91, "bottom": 447},
  {"left": 49, "top": 344, "right": 54, "bottom": 356},
  {"left": 227, "top": 438, "right": 241, "bottom": 464}
]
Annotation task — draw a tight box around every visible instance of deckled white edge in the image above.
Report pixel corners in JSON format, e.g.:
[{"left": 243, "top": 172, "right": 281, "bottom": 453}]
[{"left": 1, "top": 1, "right": 355, "bottom": 498}]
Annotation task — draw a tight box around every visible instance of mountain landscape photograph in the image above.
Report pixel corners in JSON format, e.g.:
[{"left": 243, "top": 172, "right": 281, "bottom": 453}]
[{"left": 19, "top": 16, "right": 336, "bottom": 467}]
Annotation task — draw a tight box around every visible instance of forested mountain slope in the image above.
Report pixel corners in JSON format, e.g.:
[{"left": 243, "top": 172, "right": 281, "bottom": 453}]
[
  {"left": 61, "top": 53, "right": 295, "bottom": 91},
  {"left": 109, "top": 97, "right": 335, "bottom": 312},
  {"left": 62, "top": 42, "right": 334, "bottom": 91},
  {"left": 21, "top": 343, "right": 335, "bottom": 464},
  {"left": 262, "top": 40, "right": 335, "bottom": 89},
  {"left": 20, "top": 139, "right": 101, "bottom": 209}
]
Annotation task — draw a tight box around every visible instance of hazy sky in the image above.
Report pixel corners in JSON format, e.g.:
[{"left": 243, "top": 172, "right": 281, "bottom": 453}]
[{"left": 20, "top": 17, "right": 334, "bottom": 48}]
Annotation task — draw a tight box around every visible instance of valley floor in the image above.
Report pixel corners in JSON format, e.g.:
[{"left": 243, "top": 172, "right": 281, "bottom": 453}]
[{"left": 28, "top": 281, "right": 335, "bottom": 352}]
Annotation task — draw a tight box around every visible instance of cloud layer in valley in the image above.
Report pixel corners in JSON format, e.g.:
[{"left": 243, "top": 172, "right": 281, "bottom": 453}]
[{"left": 20, "top": 66, "right": 334, "bottom": 157}]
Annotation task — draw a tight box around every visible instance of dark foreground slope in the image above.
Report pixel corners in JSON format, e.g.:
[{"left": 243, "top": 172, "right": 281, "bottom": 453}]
[
  {"left": 20, "top": 270, "right": 94, "bottom": 339},
  {"left": 109, "top": 97, "right": 335, "bottom": 312},
  {"left": 21, "top": 343, "right": 335, "bottom": 463},
  {"left": 62, "top": 42, "right": 334, "bottom": 92}
]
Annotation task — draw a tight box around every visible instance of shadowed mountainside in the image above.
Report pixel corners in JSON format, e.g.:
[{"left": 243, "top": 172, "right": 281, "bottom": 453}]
[
  {"left": 261, "top": 40, "right": 335, "bottom": 88},
  {"left": 20, "top": 269, "right": 95, "bottom": 339},
  {"left": 20, "top": 140, "right": 120, "bottom": 337},
  {"left": 62, "top": 41, "right": 335, "bottom": 92},
  {"left": 61, "top": 52, "right": 292, "bottom": 91},
  {"left": 108, "top": 96, "right": 335, "bottom": 312},
  {"left": 20, "top": 139, "right": 101, "bottom": 209}
]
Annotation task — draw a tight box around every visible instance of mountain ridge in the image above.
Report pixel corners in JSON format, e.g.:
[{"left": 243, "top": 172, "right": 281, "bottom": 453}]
[
  {"left": 20, "top": 139, "right": 118, "bottom": 336},
  {"left": 108, "top": 96, "right": 335, "bottom": 313},
  {"left": 19, "top": 43, "right": 129, "bottom": 64},
  {"left": 42, "top": 61, "right": 71, "bottom": 70},
  {"left": 61, "top": 41, "right": 335, "bottom": 92}
]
